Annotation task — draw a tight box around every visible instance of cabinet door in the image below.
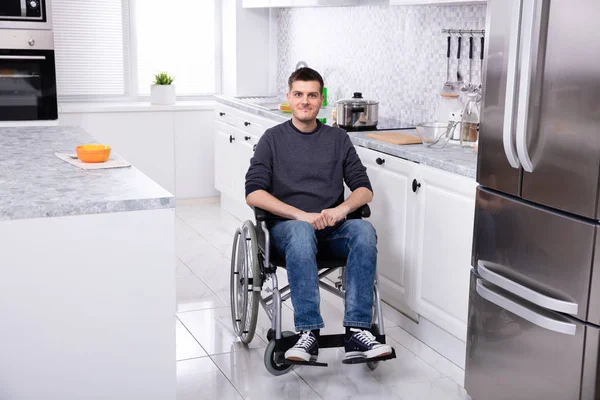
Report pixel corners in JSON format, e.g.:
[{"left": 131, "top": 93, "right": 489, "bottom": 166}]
[
  {"left": 214, "top": 121, "right": 237, "bottom": 198},
  {"left": 412, "top": 165, "right": 477, "bottom": 340},
  {"left": 233, "top": 134, "right": 259, "bottom": 204},
  {"left": 354, "top": 146, "right": 416, "bottom": 313}
]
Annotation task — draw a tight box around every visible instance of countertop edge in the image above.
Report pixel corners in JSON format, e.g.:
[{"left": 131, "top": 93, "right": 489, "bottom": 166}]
[{"left": 0, "top": 197, "right": 176, "bottom": 222}]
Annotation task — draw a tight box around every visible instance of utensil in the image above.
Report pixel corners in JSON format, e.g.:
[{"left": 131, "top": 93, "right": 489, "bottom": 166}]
[
  {"left": 455, "top": 35, "right": 463, "bottom": 90},
  {"left": 415, "top": 121, "right": 459, "bottom": 149},
  {"left": 336, "top": 92, "right": 379, "bottom": 130},
  {"left": 461, "top": 35, "right": 474, "bottom": 92},
  {"left": 441, "top": 35, "right": 458, "bottom": 98},
  {"left": 478, "top": 36, "right": 485, "bottom": 93}
]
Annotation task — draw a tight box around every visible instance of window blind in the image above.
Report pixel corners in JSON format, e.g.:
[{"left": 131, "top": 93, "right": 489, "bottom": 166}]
[{"left": 52, "top": 0, "right": 128, "bottom": 98}]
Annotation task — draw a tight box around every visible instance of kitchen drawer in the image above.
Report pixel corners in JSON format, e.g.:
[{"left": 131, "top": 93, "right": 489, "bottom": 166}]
[{"left": 214, "top": 106, "right": 243, "bottom": 128}]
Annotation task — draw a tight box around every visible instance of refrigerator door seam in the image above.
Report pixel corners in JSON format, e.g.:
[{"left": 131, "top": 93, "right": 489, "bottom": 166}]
[
  {"left": 476, "top": 279, "right": 577, "bottom": 335},
  {"left": 479, "top": 261, "right": 579, "bottom": 315}
]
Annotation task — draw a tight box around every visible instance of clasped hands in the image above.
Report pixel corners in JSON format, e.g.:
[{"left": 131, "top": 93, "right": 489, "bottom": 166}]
[{"left": 297, "top": 206, "right": 349, "bottom": 230}]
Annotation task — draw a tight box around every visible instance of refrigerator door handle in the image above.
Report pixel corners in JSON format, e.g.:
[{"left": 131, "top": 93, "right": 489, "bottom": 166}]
[
  {"left": 476, "top": 279, "right": 577, "bottom": 336},
  {"left": 515, "top": 0, "right": 545, "bottom": 173},
  {"left": 478, "top": 262, "right": 579, "bottom": 315},
  {"left": 502, "top": 0, "right": 523, "bottom": 169}
]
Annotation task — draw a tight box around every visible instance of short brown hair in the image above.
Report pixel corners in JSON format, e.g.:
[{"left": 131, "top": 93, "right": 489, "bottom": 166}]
[{"left": 288, "top": 67, "right": 324, "bottom": 93}]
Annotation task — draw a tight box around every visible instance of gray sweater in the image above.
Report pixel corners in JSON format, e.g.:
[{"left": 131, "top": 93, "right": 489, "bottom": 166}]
[{"left": 245, "top": 120, "right": 372, "bottom": 213}]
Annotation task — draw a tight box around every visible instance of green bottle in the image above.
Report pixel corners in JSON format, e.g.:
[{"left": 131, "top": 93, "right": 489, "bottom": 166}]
[{"left": 322, "top": 87, "right": 328, "bottom": 107}]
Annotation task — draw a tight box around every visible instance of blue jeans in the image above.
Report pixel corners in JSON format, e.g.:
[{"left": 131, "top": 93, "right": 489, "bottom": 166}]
[{"left": 268, "top": 219, "right": 378, "bottom": 331}]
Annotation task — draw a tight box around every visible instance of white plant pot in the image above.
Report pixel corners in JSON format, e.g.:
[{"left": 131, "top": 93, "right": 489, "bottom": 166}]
[{"left": 150, "top": 84, "right": 176, "bottom": 105}]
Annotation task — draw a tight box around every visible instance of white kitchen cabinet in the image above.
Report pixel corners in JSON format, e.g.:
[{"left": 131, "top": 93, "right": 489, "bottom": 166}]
[
  {"left": 214, "top": 105, "right": 277, "bottom": 221},
  {"left": 214, "top": 120, "right": 237, "bottom": 197},
  {"left": 355, "top": 146, "right": 416, "bottom": 314},
  {"left": 411, "top": 164, "right": 477, "bottom": 340}
]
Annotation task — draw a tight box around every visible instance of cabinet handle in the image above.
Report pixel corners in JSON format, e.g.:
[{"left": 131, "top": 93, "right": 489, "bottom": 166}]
[
  {"left": 376, "top": 157, "right": 385, "bottom": 165},
  {"left": 219, "top": 112, "right": 225, "bottom": 117},
  {"left": 412, "top": 179, "right": 421, "bottom": 193},
  {"left": 244, "top": 121, "right": 251, "bottom": 126},
  {"left": 229, "top": 135, "right": 235, "bottom": 143},
  {"left": 244, "top": 136, "right": 251, "bottom": 141}
]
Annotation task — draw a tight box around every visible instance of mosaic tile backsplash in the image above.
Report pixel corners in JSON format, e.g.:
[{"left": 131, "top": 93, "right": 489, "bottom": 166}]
[{"left": 277, "top": 4, "right": 487, "bottom": 125}]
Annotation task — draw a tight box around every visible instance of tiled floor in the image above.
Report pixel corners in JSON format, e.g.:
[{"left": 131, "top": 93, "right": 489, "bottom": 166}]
[{"left": 175, "top": 198, "right": 472, "bottom": 400}]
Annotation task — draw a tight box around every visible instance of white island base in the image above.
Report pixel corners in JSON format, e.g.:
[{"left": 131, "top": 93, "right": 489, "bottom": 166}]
[{"left": 0, "top": 208, "right": 175, "bottom": 400}]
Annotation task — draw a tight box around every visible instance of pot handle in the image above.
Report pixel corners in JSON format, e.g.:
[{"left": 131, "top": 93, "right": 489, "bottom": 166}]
[{"left": 351, "top": 107, "right": 365, "bottom": 113}]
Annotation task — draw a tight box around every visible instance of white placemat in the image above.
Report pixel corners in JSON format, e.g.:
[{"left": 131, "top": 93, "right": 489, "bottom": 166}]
[{"left": 55, "top": 153, "right": 132, "bottom": 170}]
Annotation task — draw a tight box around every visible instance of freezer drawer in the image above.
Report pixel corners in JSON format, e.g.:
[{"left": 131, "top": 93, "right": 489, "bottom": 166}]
[
  {"left": 473, "top": 187, "right": 598, "bottom": 323},
  {"left": 465, "top": 271, "right": 599, "bottom": 400}
]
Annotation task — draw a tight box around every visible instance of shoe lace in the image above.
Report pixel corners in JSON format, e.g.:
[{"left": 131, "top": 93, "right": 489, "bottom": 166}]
[
  {"left": 294, "top": 331, "right": 315, "bottom": 349},
  {"left": 354, "top": 330, "right": 379, "bottom": 346}
]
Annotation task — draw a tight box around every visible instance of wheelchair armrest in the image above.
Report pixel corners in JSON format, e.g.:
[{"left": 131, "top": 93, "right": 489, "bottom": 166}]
[
  {"left": 347, "top": 204, "right": 371, "bottom": 220},
  {"left": 253, "top": 207, "right": 290, "bottom": 222}
]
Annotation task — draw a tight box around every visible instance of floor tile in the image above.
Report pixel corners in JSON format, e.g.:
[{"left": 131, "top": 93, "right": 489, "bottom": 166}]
[
  {"left": 294, "top": 348, "right": 402, "bottom": 400},
  {"left": 211, "top": 348, "right": 322, "bottom": 400},
  {"left": 386, "top": 327, "right": 465, "bottom": 387},
  {"left": 176, "top": 318, "right": 207, "bottom": 361},
  {"left": 176, "top": 259, "right": 227, "bottom": 312},
  {"left": 389, "top": 377, "right": 472, "bottom": 400},
  {"left": 177, "top": 357, "right": 242, "bottom": 400},
  {"left": 178, "top": 307, "right": 266, "bottom": 356},
  {"left": 369, "top": 337, "right": 443, "bottom": 386}
]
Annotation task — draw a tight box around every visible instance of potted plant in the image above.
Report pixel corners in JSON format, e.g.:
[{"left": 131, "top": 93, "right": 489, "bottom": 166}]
[{"left": 150, "top": 72, "right": 176, "bottom": 105}]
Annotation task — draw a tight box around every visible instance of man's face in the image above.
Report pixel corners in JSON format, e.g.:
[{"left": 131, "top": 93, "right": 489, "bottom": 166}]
[{"left": 287, "top": 80, "right": 323, "bottom": 123}]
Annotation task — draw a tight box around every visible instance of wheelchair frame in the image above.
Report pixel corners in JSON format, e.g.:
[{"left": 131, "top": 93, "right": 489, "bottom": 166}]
[{"left": 230, "top": 205, "right": 396, "bottom": 376}]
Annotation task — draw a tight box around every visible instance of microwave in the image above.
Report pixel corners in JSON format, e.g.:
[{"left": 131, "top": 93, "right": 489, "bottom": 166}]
[
  {"left": 0, "top": 0, "right": 52, "bottom": 30},
  {"left": 0, "top": 30, "right": 58, "bottom": 122}
]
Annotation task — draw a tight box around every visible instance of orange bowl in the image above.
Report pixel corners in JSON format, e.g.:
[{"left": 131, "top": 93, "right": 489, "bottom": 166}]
[{"left": 76, "top": 144, "right": 111, "bottom": 163}]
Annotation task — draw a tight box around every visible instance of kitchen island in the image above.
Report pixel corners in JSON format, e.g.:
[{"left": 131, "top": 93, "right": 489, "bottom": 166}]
[{"left": 0, "top": 126, "right": 176, "bottom": 400}]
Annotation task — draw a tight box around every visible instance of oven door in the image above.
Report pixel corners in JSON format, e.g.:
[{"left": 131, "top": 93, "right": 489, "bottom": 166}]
[{"left": 0, "top": 49, "right": 58, "bottom": 121}]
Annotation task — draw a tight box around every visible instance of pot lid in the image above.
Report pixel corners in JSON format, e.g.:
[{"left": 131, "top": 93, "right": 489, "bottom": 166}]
[{"left": 337, "top": 92, "right": 378, "bottom": 106}]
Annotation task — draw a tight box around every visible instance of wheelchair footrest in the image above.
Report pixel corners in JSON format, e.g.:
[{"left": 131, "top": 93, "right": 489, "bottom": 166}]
[
  {"left": 284, "top": 359, "right": 328, "bottom": 367},
  {"left": 341, "top": 348, "right": 397, "bottom": 365}
]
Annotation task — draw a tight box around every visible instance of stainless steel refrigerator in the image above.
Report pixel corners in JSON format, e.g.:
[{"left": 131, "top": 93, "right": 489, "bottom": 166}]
[{"left": 465, "top": 0, "right": 600, "bottom": 399}]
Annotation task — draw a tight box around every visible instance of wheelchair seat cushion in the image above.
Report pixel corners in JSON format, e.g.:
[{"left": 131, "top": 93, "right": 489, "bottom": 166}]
[{"left": 260, "top": 244, "right": 347, "bottom": 270}]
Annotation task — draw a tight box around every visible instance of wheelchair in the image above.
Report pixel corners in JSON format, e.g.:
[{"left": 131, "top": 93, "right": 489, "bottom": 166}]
[{"left": 229, "top": 204, "right": 396, "bottom": 376}]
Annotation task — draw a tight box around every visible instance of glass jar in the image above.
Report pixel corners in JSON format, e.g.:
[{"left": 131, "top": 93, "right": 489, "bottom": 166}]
[{"left": 460, "top": 93, "right": 480, "bottom": 148}]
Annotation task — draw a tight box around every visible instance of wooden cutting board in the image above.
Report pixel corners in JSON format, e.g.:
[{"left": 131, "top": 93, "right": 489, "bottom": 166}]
[{"left": 366, "top": 131, "right": 422, "bottom": 145}]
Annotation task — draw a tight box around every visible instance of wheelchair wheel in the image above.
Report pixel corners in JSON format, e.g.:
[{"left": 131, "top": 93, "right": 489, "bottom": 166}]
[
  {"left": 264, "top": 331, "right": 295, "bottom": 376},
  {"left": 230, "top": 221, "right": 261, "bottom": 344}
]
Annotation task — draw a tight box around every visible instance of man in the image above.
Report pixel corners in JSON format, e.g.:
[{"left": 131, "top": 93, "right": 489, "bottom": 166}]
[{"left": 245, "top": 67, "right": 392, "bottom": 363}]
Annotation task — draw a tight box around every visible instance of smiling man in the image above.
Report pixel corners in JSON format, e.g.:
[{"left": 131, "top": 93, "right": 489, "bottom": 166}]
[{"left": 244, "top": 67, "right": 392, "bottom": 364}]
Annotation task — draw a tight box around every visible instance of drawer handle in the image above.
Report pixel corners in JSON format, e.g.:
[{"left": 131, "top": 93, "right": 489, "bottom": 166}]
[
  {"left": 219, "top": 112, "right": 225, "bottom": 116},
  {"left": 245, "top": 136, "right": 251, "bottom": 141},
  {"left": 244, "top": 121, "right": 251, "bottom": 126},
  {"left": 412, "top": 179, "right": 421, "bottom": 193},
  {"left": 229, "top": 135, "right": 235, "bottom": 143},
  {"left": 376, "top": 157, "right": 385, "bottom": 165}
]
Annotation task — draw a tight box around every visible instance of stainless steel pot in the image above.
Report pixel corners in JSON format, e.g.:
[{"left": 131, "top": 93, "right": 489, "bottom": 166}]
[{"left": 336, "top": 92, "right": 379, "bottom": 130}]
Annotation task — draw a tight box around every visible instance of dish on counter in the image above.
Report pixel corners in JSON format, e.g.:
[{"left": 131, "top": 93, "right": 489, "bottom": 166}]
[
  {"left": 279, "top": 103, "right": 292, "bottom": 113},
  {"left": 76, "top": 144, "right": 111, "bottom": 163}
]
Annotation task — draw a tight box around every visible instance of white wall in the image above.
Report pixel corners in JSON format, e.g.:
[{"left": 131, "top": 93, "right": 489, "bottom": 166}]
[{"left": 59, "top": 103, "right": 218, "bottom": 200}]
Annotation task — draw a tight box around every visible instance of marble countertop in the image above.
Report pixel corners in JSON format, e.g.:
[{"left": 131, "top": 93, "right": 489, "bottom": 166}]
[
  {"left": 215, "top": 96, "right": 477, "bottom": 179},
  {"left": 0, "top": 126, "right": 174, "bottom": 221}
]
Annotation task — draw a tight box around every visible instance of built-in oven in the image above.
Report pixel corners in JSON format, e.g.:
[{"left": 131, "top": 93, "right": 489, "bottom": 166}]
[
  {"left": 0, "top": 29, "right": 57, "bottom": 122},
  {"left": 0, "top": 0, "right": 51, "bottom": 30}
]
